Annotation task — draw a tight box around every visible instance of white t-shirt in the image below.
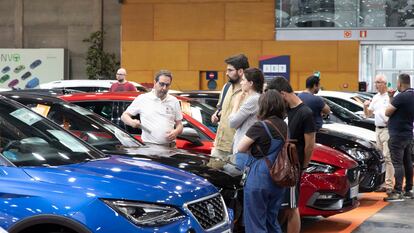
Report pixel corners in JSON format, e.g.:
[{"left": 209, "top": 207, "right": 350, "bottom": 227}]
[
  {"left": 368, "top": 92, "right": 389, "bottom": 127},
  {"left": 125, "top": 91, "right": 183, "bottom": 144}
]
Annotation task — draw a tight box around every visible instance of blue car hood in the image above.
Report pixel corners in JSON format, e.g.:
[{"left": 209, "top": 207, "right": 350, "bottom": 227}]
[{"left": 22, "top": 155, "right": 216, "bottom": 206}]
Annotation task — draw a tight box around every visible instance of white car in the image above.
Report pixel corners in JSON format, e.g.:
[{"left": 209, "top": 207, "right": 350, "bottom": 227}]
[
  {"left": 322, "top": 122, "right": 376, "bottom": 143},
  {"left": 39, "top": 79, "right": 148, "bottom": 92},
  {"left": 316, "top": 91, "right": 366, "bottom": 116}
]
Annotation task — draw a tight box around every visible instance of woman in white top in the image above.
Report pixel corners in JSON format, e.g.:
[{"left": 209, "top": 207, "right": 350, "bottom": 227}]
[{"left": 228, "top": 68, "right": 264, "bottom": 156}]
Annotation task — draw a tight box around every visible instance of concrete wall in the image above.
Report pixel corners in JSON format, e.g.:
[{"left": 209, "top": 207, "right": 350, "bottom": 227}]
[
  {"left": 121, "top": 0, "right": 359, "bottom": 91},
  {"left": 0, "top": 0, "right": 121, "bottom": 80}
]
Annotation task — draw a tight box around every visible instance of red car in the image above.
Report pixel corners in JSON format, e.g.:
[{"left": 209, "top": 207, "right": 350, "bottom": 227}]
[
  {"left": 62, "top": 92, "right": 215, "bottom": 154},
  {"left": 61, "top": 91, "right": 359, "bottom": 217}
]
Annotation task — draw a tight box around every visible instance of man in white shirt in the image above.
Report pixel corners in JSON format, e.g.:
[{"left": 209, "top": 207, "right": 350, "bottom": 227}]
[
  {"left": 364, "top": 74, "right": 394, "bottom": 194},
  {"left": 121, "top": 70, "right": 183, "bottom": 147}
]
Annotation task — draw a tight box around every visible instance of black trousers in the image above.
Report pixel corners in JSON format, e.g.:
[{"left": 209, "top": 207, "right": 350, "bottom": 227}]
[{"left": 389, "top": 137, "right": 413, "bottom": 193}]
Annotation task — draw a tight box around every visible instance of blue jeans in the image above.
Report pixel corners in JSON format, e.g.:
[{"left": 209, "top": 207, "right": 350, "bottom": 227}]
[
  {"left": 237, "top": 136, "right": 285, "bottom": 232},
  {"left": 243, "top": 154, "right": 286, "bottom": 233}
]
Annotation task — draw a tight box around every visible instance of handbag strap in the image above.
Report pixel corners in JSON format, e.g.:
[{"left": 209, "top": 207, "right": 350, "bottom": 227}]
[
  {"left": 264, "top": 120, "right": 287, "bottom": 142},
  {"left": 217, "top": 82, "right": 231, "bottom": 111},
  {"left": 260, "top": 121, "right": 275, "bottom": 140}
]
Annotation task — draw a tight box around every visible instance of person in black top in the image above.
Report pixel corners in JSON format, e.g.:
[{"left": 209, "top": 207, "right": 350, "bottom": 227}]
[
  {"left": 384, "top": 73, "right": 414, "bottom": 202},
  {"left": 267, "top": 76, "right": 316, "bottom": 233},
  {"left": 298, "top": 75, "right": 330, "bottom": 130},
  {"left": 237, "top": 89, "right": 287, "bottom": 233}
]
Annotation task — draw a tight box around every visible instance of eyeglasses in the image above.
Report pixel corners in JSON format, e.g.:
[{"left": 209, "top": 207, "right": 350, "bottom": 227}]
[
  {"left": 158, "top": 82, "right": 171, "bottom": 87},
  {"left": 374, "top": 81, "right": 385, "bottom": 84}
]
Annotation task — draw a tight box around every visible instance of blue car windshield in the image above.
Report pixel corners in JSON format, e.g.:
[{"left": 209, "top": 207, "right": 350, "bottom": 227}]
[{"left": 0, "top": 98, "right": 105, "bottom": 167}]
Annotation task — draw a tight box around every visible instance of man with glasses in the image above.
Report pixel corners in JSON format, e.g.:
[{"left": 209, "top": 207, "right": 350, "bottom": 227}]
[
  {"left": 121, "top": 70, "right": 183, "bottom": 148},
  {"left": 208, "top": 54, "right": 249, "bottom": 169},
  {"left": 109, "top": 68, "right": 137, "bottom": 92},
  {"left": 364, "top": 74, "right": 394, "bottom": 195}
]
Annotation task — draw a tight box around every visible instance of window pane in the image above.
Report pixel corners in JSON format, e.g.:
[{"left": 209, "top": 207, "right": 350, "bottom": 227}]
[
  {"left": 395, "top": 50, "right": 413, "bottom": 69},
  {"left": 360, "top": 0, "right": 387, "bottom": 27},
  {"left": 377, "top": 47, "right": 394, "bottom": 69},
  {"left": 276, "top": 0, "right": 414, "bottom": 28}
]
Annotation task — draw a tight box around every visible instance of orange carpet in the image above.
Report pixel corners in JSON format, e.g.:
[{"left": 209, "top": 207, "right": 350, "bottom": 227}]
[{"left": 302, "top": 192, "right": 389, "bottom": 233}]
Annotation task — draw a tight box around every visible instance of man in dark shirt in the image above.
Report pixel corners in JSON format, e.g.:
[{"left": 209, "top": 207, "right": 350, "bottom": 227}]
[
  {"left": 384, "top": 73, "right": 414, "bottom": 202},
  {"left": 267, "top": 76, "right": 316, "bottom": 233},
  {"left": 298, "top": 75, "right": 330, "bottom": 130}
]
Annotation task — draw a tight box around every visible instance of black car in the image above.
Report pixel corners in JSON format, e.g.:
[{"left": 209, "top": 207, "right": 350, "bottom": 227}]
[
  {"left": 317, "top": 127, "right": 385, "bottom": 192},
  {"left": 324, "top": 97, "right": 375, "bottom": 131},
  {"left": 1, "top": 92, "right": 245, "bottom": 232},
  {"left": 176, "top": 91, "right": 221, "bottom": 109}
]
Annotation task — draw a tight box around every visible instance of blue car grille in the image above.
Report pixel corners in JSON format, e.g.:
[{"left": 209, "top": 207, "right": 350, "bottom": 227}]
[{"left": 187, "top": 194, "right": 226, "bottom": 230}]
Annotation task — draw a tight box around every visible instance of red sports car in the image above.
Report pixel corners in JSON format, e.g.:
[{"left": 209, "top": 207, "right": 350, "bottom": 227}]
[{"left": 61, "top": 91, "right": 360, "bottom": 217}]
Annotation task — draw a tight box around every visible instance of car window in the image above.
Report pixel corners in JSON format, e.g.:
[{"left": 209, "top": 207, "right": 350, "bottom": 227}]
[
  {"left": 74, "top": 100, "right": 211, "bottom": 141},
  {"left": 182, "top": 100, "right": 218, "bottom": 133},
  {"left": 66, "top": 87, "right": 95, "bottom": 92},
  {"left": 26, "top": 102, "right": 143, "bottom": 150},
  {"left": 181, "top": 119, "right": 211, "bottom": 141},
  {"left": 324, "top": 97, "right": 363, "bottom": 113},
  {"left": 324, "top": 98, "right": 360, "bottom": 122},
  {"left": 0, "top": 100, "right": 104, "bottom": 167},
  {"left": 77, "top": 101, "right": 113, "bottom": 119},
  {"left": 97, "top": 87, "right": 110, "bottom": 92},
  {"left": 136, "top": 86, "right": 148, "bottom": 92},
  {"left": 76, "top": 101, "right": 142, "bottom": 135}
]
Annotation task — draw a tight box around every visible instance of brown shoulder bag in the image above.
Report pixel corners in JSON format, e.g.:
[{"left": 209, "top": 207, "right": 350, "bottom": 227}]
[{"left": 264, "top": 120, "right": 300, "bottom": 187}]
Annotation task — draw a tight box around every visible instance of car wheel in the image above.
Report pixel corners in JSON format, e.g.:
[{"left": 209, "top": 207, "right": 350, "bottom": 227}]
[{"left": 19, "top": 225, "right": 77, "bottom": 233}]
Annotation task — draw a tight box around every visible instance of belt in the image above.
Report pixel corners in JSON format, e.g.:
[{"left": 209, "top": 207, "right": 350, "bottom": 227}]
[{"left": 376, "top": 126, "right": 387, "bottom": 129}]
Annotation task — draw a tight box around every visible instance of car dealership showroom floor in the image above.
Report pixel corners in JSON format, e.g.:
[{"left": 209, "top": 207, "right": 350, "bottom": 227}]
[{"left": 302, "top": 192, "right": 414, "bottom": 233}]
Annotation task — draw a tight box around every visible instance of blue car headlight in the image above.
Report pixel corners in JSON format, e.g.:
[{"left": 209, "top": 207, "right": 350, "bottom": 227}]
[
  {"left": 304, "top": 161, "right": 335, "bottom": 174},
  {"left": 102, "top": 199, "right": 185, "bottom": 226}
]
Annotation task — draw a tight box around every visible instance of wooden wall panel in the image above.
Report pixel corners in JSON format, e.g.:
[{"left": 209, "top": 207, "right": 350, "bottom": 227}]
[
  {"left": 125, "top": 0, "right": 188, "bottom": 3},
  {"left": 122, "top": 4, "right": 153, "bottom": 41},
  {"left": 188, "top": 41, "right": 262, "bottom": 70},
  {"left": 338, "top": 41, "right": 359, "bottom": 72},
  {"left": 263, "top": 41, "right": 338, "bottom": 72},
  {"left": 127, "top": 70, "right": 154, "bottom": 85},
  {"left": 121, "top": 1, "right": 360, "bottom": 91},
  {"left": 289, "top": 72, "right": 300, "bottom": 91},
  {"left": 169, "top": 71, "right": 200, "bottom": 90},
  {"left": 190, "top": 0, "right": 261, "bottom": 2},
  {"left": 154, "top": 3, "right": 225, "bottom": 40},
  {"left": 298, "top": 72, "right": 358, "bottom": 91},
  {"left": 122, "top": 41, "right": 188, "bottom": 70},
  {"left": 225, "top": 2, "right": 274, "bottom": 40}
]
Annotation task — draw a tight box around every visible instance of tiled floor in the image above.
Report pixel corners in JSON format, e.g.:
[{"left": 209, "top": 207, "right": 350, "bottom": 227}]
[
  {"left": 302, "top": 192, "right": 414, "bottom": 233},
  {"left": 353, "top": 200, "right": 414, "bottom": 233}
]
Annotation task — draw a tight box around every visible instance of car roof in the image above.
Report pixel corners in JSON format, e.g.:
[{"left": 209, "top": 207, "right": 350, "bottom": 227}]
[
  {"left": 316, "top": 90, "right": 360, "bottom": 98},
  {"left": 176, "top": 91, "right": 220, "bottom": 98},
  {"left": 40, "top": 79, "right": 146, "bottom": 89},
  {"left": 61, "top": 91, "right": 191, "bottom": 101},
  {"left": 1, "top": 91, "right": 66, "bottom": 104}
]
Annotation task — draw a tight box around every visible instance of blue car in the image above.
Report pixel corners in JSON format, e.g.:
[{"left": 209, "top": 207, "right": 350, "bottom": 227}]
[{"left": 0, "top": 96, "right": 231, "bottom": 233}]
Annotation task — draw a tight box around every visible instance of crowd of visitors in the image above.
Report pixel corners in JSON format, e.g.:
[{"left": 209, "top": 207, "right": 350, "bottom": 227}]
[{"left": 116, "top": 53, "right": 413, "bottom": 232}]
